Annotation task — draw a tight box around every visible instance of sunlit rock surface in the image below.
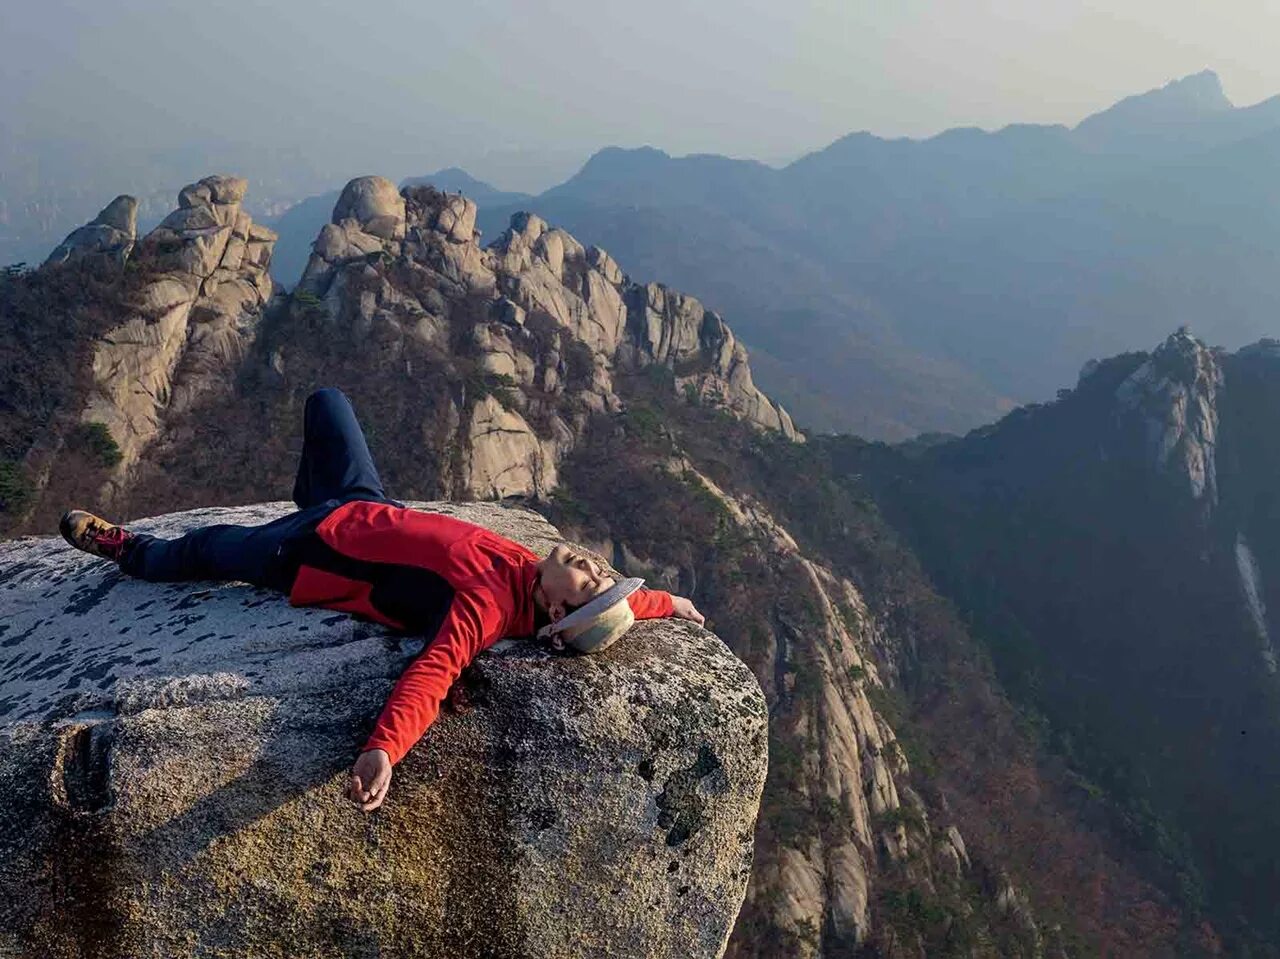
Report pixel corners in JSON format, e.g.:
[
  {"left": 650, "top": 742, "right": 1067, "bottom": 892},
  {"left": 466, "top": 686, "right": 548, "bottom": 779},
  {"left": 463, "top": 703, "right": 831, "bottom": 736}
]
[{"left": 0, "top": 502, "right": 767, "bottom": 959}]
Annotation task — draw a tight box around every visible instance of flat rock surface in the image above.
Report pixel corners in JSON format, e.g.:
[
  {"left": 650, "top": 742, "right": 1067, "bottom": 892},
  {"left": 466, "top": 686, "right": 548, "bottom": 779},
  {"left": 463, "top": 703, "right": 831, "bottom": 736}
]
[{"left": 0, "top": 502, "right": 767, "bottom": 959}]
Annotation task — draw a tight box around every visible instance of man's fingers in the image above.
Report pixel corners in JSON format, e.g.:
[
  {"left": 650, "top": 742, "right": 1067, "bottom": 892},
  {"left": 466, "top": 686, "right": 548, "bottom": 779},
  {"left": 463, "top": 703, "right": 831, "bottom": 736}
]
[
  {"left": 360, "top": 792, "right": 386, "bottom": 812},
  {"left": 679, "top": 601, "right": 706, "bottom": 625},
  {"left": 349, "top": 773, "right": 371, "bottom": 803}
]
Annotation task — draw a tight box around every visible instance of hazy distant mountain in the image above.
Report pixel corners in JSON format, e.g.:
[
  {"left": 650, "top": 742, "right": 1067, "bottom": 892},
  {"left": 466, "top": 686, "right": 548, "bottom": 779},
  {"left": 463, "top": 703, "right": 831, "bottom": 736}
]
[
  {"left": 476, "top": 150, "right": 1015, "bottom": 439},
  {"left": 472, "top": 69, "right": 1280, "bottom": 438},
  {"left": 400, "top": 166, "right": 531, "bottom": 208},
  {"left": 1073, "top": 68, "right": 1280, "bottom": 153},
  {"left": 261, "top": 189, "right": 342, "bottom": 286},
  {"left": 14, "top": 69, "right": 1279, "bottom": 439}
]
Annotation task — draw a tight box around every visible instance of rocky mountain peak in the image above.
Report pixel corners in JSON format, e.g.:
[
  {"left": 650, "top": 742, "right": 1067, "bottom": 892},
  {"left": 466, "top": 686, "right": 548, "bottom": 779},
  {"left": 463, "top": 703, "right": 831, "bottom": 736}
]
[
  {"left": 331, "top": 174, "right": 406, "bottom": 238},
  {"left": 1149, "top": 324, "right": 1219, "bottom": 378},
  {"left": 1158, "top": 69, "right": 1231, "bottom": 110},
  {"left": 291, "top": 176, "right": 799, "bottom": 501},
  {"left": 1075, "top": 69, "right": 1233, "bottom": 142},
  {"left": 1114, "top": 327, "right": 1223, "bottom": 505},
  {"left": 45, "top": 174, "right": 277, "bottom": 487},
  {"left": 43, "top": 194, "right": 138, "bottom": 267}
]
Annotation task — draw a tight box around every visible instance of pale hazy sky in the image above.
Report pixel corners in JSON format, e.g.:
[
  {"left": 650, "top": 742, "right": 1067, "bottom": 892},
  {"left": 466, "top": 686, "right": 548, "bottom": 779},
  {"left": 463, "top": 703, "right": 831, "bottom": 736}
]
[{"left": 5, "top": 0, "right": 1280, "bottom": 191}]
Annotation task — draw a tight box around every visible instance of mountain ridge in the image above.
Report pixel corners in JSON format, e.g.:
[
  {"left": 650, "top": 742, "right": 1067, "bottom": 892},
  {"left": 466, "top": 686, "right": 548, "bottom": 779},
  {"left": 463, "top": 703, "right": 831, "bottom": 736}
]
[
  {"left": 31, "top": 67, "right": 1273, "bottom": 439},
  {"left": 0, "top": 173, "right": 1210, "bottom": 956},
  {"left": 449, "top": 68, "right": 1280, "bottom": 438}
]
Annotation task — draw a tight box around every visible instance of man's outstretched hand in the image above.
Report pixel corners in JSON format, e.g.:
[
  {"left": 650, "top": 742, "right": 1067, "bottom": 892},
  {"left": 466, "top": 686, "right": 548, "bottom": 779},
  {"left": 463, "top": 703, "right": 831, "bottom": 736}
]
[
  {"left": 671, "top": 595, "right": 705, "bottom": 626},
  {"left": 349, "top": 748, "right": 392, "bottom": 812}
]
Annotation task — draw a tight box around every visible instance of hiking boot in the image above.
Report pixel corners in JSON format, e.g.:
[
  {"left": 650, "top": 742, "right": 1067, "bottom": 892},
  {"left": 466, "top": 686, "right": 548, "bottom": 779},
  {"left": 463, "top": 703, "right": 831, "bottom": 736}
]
[{"left": 59, "top": 510, "right": 135, "bottom": 563}]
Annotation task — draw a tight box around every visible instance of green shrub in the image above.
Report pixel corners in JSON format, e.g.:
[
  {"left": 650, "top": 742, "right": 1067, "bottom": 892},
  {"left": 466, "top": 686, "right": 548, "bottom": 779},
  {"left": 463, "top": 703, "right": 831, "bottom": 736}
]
[
  {"left": 620, "top": 404, "right": 668, "bottom": 446},
  {"left": 882, "top": 887, "right": 949, "bottom": 929},
  {"left": 464, "top": 369, "right": 519, "bottom": 410},
  {"left": 875, "top": 804, "right": 925, "bottom": 832},
  {"left": 790, "top": 657, "right": 826, "bottom": 701},
  {"left": 0, "top": 459, "right": 31, "bottom": 515},
  {"left": 292, "top": 288, "right": 322, "bottom": 307},
  {"left": 290, "top": 287, "right": 327, "bottom": 320},
  {"left": 564, "top": 340, "right": 597, "bottom": 387},
  {"left": 815, "top": 795, "right": 846, "bottom": 830},
  {"left": 71, "top": 422, "right": 122, "bottom": 467},
  {"left": 792, "top": 918, "right": 821, "bottom": 948}
]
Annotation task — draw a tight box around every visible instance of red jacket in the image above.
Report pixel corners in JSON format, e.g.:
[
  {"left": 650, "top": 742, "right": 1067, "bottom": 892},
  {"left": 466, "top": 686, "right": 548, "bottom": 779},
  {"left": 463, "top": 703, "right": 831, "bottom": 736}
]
[{"left": 286, "top": 500, "right": 674, "bottom": 764}]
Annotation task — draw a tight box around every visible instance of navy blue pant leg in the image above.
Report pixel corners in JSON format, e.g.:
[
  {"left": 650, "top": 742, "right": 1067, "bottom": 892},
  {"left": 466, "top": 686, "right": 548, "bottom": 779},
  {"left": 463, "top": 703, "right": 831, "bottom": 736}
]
[
  {"left": 122, "top": 387, "right": 393, "bottom": 590},
  {"left": 119, "top": 506, "right": 334, "bottom": 590},
  {"left": 292, "top": 388, "right": 388, "bottom": 509}
]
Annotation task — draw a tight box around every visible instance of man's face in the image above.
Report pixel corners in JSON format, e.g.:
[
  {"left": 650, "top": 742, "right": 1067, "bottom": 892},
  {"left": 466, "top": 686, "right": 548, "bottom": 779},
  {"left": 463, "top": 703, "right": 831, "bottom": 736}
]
[{"left": 536, "top": 545, "right": 616, "bottom": 623}]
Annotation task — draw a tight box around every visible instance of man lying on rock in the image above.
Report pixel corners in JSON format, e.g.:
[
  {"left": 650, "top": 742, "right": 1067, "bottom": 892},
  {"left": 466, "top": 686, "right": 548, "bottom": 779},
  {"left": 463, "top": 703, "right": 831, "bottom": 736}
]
[{"left": 58, "top": 388, "right": 704, "bottom": 812}]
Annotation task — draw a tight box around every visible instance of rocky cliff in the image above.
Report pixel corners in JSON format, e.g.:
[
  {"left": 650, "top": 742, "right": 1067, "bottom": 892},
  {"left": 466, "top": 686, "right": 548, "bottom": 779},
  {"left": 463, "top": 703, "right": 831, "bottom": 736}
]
[
  {"left": 3, "top": 175, "right": 795, "bottom": 531},
  {"left": 546, "top": 385, "right": 1187, "bottom": 957},
  {"left": 36, "top": 175, "right": 277, "bottom": 492},
  {"left": 0, "top": 502, "right": 767, "bottom": 959},
  {"left": 1111, "top": 327, "right": 1225, "bottom": 507},
  {"left": 641, "top": 462, "right": 971, "bottom": 952}
]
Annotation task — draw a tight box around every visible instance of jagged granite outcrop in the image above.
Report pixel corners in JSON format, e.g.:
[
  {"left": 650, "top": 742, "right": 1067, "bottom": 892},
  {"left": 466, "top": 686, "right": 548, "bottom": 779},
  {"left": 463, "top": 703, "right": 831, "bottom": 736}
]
[
  {"left": 62, "top": 175, "right": 277, "bottom": 485},
  {"left": 0, "top": 502, "right": 767, "bottom": 959},
  {"left": 1114, "top": 326, "right": 1224, "bottom": 506},
  {"left": 43, "top": 195, "right": 138, "bottom": 267},
  {"left": 289, "top": 178, "right": 798, "bottom": 501},
  {"left": 641, "top": 466, "right": 981, "bottom": 955}
]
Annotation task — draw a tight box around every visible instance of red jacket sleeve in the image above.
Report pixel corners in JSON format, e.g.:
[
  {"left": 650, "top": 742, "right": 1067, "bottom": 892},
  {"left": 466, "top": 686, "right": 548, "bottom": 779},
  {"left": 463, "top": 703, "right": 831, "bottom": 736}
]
[
  {"left": 363, "top": 588, "right": 502, "bottom": 765},
  {"left": 628, "top": 588, "right": 674, "bottom": 619}
]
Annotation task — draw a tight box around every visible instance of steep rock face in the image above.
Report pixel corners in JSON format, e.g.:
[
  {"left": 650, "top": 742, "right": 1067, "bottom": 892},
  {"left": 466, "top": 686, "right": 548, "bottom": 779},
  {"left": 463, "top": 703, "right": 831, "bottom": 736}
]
[
  {"left": 646, "top": 466, "right": 980, "bottom": 955},
  {"left": 555, "top": 420, "right": 1014, "bottom": 953},
  {"left": 0, "top": 502, "right": 767, "bottom": 959},
  {"left": 1233, "top": 531, "right": 1277, "bottom": 673},
  {"left": 549, "top": 413, "right": 1093, "bottom": 956},
  {"left": 290, "top": 179, "right": 798, "bottom": 502},
  {"left": 72, "top": 175, "right": 276, "bottom": 485},
  {"left": 43, "top": 195, "right": 138, "bottom": 267},
  {"left": 465, "top": 393, "right": 565, "bottom": 499},
  {"left": 621, "top": 283, "right": 798, "bottom": 438},
  {"left": 1220, "top": 339, "right": 1280, "bottom": 681},
  {"left": 1114, "top": 327, "right": 1224, "bottom": 505}
]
